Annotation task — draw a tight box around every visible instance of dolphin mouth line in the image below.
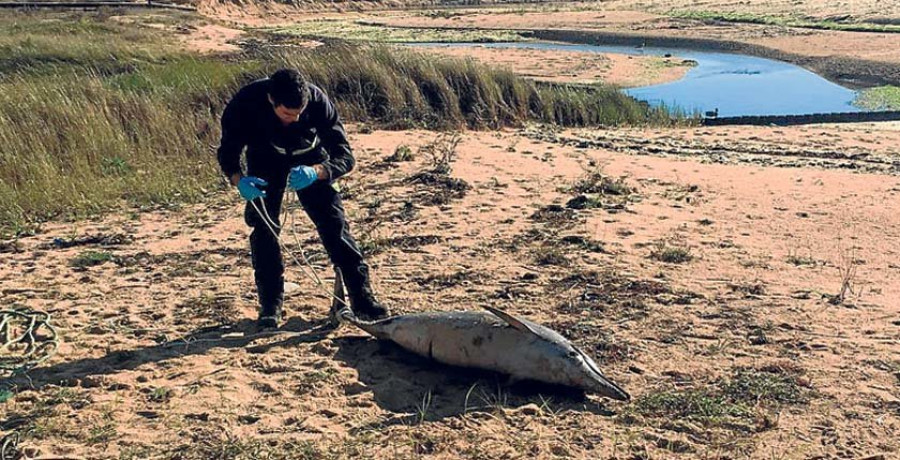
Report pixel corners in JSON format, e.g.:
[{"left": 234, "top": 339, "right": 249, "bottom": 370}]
[{"left": 575, "top": 347, "right": 631, "bottom": 401}]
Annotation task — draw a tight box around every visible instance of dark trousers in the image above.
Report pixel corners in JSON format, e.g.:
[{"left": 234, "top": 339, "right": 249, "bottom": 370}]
[{"left": 244, "top": 181, "right": 373, "bottom": 315}]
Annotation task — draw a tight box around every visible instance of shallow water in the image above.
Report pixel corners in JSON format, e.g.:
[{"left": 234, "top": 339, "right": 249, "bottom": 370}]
[{"left": 414, "top": 42, "right": 866, "bottom": 117}]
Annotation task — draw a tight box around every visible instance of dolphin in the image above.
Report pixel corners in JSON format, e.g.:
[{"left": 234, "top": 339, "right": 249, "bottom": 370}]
[{"left": 330, "top": 271, "right": 630, "bottom": 400}]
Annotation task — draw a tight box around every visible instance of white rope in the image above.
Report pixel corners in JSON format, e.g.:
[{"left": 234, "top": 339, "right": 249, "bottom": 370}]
[
  {"left": 285, "top": 193, "right": 327, "bottom": 288},
  {"left": 249, "top": 194, "right": 349, "bottom": 308}
]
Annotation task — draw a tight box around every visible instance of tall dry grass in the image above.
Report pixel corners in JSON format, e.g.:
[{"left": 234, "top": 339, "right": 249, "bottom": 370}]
[
  {"left": 0, "top": 12, "right": 679, "bottom": 236},
  {"left": 275, "top": 44, "right": 663, "bottom": 129}
]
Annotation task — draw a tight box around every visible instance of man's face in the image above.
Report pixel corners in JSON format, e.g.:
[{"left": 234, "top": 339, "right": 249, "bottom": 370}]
[{"left": 269, "top": 95, "right": 305, "bottom": 125}]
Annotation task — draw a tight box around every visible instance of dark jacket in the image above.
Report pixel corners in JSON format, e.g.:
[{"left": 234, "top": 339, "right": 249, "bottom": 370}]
[{"left": 216, "top": 79, "right": 354, "bottom": 187}]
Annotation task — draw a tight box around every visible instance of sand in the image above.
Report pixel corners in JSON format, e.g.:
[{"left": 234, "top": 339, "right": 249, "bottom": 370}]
[{"left": 3, "top": 121, "right": 900, "bottom": 458}]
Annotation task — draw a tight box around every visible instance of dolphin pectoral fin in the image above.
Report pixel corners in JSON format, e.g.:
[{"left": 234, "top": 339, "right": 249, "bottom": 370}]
[{"left": 483, "top": 306, "right": 539, "bottom": 335}]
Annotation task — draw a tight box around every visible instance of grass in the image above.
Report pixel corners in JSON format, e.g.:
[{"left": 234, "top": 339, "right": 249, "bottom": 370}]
[
  {"left": 148, "top": 387, "right": 174, "bottom": 404},
  {"left": 530, "top": 204, "right": 579, "bottom": 227},
  {"left": 0, "top": 11, "right": 181, "bottom": 76},
  {"left": 630, "top": 365, "right": 809, "bottom": 430},
  {"left": 854, "top": 86, "right": 900, "bottom": 111},
  {"left": 276, "top": 44, "right": 667, "bottom": 130},
  {"left": 385, "top": 144, "right": 415, "bottom": 162},
  {"left": 69, "top": 250, "right": 116, "bottom": 268},
  {"left": 563, "top": 168, "right": 635, "bottom": 211},
  {"left": 406, "top": 133, "right": 471, "bottom": 206},
  {"left": 722, "top": 366, "right": 808, "bottom": 405},
  {"left": 635, "top": 387, "right": 751, "bottom": 420},
  {"left": 672, "top": 10, "right": 900, "bottom": 33},
  {"left": 86, "top": 420, "right": 117, "bottom": 445},
  {"left": 1, "top": 10, "right": 677, "bottom": 236},
  {"left": 786, "top": 252, "right": 818, "bottom": 266},
  {"left": 532, "top": 245, "right": 570, "bottom": 266},
  {"left": 162, "top": 431, "right": 324, "bottom": 460},
  {"left": 570, "top": 168, "right": 633, "bottom": 196},
  {"left": 650, "top": 243, "right": 693, "bottom": 264},
  {"left": 176, "top": 294, "right": 239, "bottom": 325},
  {"left": 414, "top": 269, "right": 481, "bottom": 288},
  {"left": 560, "top": 235, "right": 605, "bottom": 253},
  {"left": 264, "top": 19, "right": 525, "bottom": 43}
]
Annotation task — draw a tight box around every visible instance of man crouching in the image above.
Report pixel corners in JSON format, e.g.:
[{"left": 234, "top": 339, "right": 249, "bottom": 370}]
[{"left": 216, "top": 68, "right": 389, "bottom": 328}]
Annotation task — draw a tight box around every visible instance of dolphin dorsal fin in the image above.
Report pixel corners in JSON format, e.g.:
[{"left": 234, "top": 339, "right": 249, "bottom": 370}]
[{"left": 484, "top": 306, "right": 539, "bottom": 335}]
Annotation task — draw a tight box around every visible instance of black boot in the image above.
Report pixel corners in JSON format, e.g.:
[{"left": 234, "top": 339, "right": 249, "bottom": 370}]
[
  {"left": 342, "top": 265, "right": 390, "bottom": 320},
  {"left": 350, "top": 293, "right": 390, "bottom": 321},
  {"left": 248, "top": 224, "right": 285, "bottom": 330},
  {"left": 257, "top": 304, "right": 283, "bottom": 329}
]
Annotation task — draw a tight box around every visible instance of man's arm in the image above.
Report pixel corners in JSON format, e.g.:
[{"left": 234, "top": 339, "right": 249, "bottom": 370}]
[
  {"left": 217, "top": 95, "right": 248, "bottom": 187},
  {"left": 312, "top": 88, "right": 355, "bottom": 181}
]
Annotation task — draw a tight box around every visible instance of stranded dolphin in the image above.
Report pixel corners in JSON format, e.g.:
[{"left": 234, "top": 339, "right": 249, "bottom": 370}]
[{"left": 331, "top": 275, "right": 629, "bottom": 400}]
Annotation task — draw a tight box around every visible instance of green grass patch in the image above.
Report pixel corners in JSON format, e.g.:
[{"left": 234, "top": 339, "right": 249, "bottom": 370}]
[
  {"left": 265, "top": 19, "right": 525, "bottom": 43},
  {"left": 672, "top": 10, "right": 900, "bottom": 33},
  {"left": 854, "top": 86, "right": 900, "bottom": 111},
  {"left": 635, "top": 387, "right": 752, "bottom": 420},
  {"left": 0, "top": 11, "right": 185, "bottom": 77},
  {"left": 722, "top": 366, "right": 808, "bottom": 405},
  {"left": 167, "top": 438, "right": 324, "bottom": 460},
  {"left": 386, "top": 145, "right": 415, "bottom": 162},
  {"left": 650, "top": 243, "right": 693, "bottom": 264},
  {"left": 148, "top": 386, "right": 174, "bottom": 403},
  {"left": 69, "top": 251, "right": 115, "bottom": 268},
  {"left": 631, "top": 364, "right": 809, "bottom": 430},
  {"left": 0, "top": 12, "right": 251, "bottom": 235}
]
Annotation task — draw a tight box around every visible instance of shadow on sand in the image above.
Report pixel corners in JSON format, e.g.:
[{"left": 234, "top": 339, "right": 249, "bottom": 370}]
[
  {"left": 5, "top": 317, "right": 617, "bottom": 428},
  {"left": 6, "top": 316, "right": 333, "bottom": 392},
  {"left": 330, "top": 335, "right": 616, "bottom": 429}
]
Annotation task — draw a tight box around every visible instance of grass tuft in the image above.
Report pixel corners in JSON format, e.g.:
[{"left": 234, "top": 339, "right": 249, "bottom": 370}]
[
  {"left": 386, "top": 144, "right": 415, "bottom": 162},
  {"left": 69, "top": 250, "right": 115, "bottom": 268},
  {"left": 571, "top": 169, "right": 633, "bottom": 196},
  {"left": 650, "top": 243, "right": 693, "bottom": 264}
]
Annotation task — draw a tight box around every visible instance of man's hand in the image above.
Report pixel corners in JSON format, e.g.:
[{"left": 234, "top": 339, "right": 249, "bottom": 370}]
[
  {"left": 313, "top": 164, "right": 330, "bottom": 180},
  {"left": 237, "top": 176, "right": 268, "bottom": 201},
  {"left": 288, "top": 165, "right": 319, "bottom": 191}
]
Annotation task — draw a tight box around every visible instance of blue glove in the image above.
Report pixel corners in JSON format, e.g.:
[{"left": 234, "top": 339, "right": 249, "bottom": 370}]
[
  {"left": 238, "top": 176, "right": 267, "bottom": 201},
  {"left": 288, "top": 165, "right": 318, "bottom": 191}
]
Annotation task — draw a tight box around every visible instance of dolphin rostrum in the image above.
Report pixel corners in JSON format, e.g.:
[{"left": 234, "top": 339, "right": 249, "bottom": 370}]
[{"left": 330, "top": 272, "right": 629, "bottom": 400}]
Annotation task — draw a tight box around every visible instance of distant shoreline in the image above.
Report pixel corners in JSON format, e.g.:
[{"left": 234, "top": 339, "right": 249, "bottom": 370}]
[{"left": 530, "top": 29, "right": 900, "bottom": 90}]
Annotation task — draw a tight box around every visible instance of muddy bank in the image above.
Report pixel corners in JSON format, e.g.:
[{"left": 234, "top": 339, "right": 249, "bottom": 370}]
[
  {"left": 533, "top": 29, "right": 900, "bottom": 89},
  {"left": 415, "top": 44, "right": 694, "bottom": 88},
  {"left": 357, "top": 19, "right": 900, "bottom": 88}
]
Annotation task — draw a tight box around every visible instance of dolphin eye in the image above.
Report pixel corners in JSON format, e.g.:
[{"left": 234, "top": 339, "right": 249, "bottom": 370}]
[{"left": 567, "top": 350, "right": 579, "bottom": 358}]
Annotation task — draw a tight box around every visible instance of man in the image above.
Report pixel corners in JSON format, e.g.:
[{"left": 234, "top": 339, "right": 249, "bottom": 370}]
[{"left": 217, "top": 68, "right": 389, "bottom": 329}]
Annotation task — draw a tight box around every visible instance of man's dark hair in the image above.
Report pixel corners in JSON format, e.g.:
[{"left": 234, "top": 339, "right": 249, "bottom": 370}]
[{"left": 269, "top": 68, "right": 310, "bottom": 109}]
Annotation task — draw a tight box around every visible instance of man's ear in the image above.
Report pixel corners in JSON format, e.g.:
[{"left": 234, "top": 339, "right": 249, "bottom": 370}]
[{"left": 267, "top": 94, "right": 276, "bottom": 107}]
